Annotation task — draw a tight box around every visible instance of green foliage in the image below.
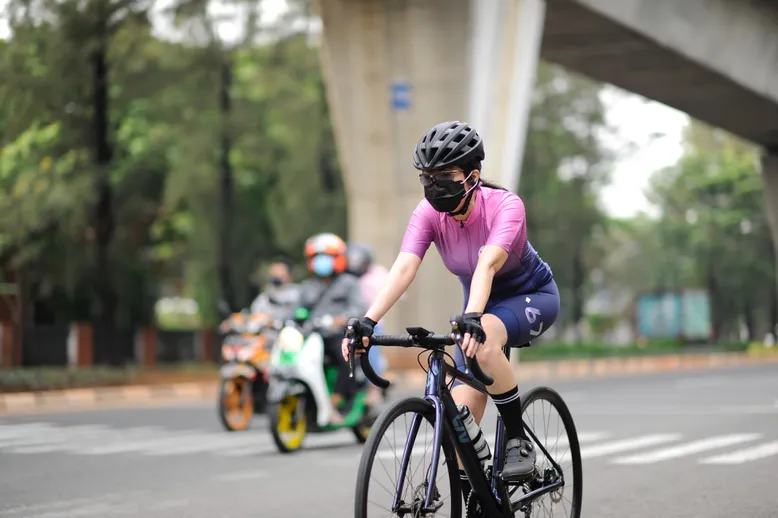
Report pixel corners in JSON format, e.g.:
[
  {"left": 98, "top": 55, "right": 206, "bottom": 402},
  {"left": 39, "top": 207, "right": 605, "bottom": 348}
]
[
  {"left": 0, "top": 363, "right": 219, "bottom": 392},
  {"left": 600, "top": 120, "right": 775, "bottom": 343},
  {"left": 0, "top": 3, "right": 343, "bottom": 333},
  {"left": 520, "top": 63, "right": 615, "bottom": 335},
  {"left": 585, "top": 313, "right": 618, "bottom": 336},
  {"left": 518, "top": 339, "right": 683, "bottom": 362}
]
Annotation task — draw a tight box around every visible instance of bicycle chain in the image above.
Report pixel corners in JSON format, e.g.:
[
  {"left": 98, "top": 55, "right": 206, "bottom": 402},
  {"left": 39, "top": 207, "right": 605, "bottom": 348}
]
[{"left": 465, "top": 490, "right": 484, "bottom": 518}]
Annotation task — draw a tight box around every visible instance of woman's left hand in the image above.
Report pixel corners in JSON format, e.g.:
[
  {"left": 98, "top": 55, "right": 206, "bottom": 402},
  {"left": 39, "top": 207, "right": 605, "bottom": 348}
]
[{"left": 455, "top": 312, "right": 486, "bottom": 358}]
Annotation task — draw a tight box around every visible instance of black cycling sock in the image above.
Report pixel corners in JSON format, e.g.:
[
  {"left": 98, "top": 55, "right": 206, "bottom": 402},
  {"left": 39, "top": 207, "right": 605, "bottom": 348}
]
[
  {"left": 459, "top": 469, "right": 471, "bottom": 501},
  {"left": 491, "top": 386, "right": 528, "bottom": 441}
]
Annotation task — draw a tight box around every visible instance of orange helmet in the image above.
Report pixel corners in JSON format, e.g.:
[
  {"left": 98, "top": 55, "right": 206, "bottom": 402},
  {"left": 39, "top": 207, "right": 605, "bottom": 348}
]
[{"left": 304, "top": 233, "right": 348, "bottom": 277}]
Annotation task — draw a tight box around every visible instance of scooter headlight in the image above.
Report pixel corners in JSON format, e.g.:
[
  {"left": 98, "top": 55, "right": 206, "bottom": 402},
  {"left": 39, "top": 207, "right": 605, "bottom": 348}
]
[{"left": 276, "top": 326, "right": 304, "bottom": 354}]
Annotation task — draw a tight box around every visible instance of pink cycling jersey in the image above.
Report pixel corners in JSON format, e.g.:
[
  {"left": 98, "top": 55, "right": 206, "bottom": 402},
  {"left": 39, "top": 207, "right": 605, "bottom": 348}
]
[{"left": 400, "top": 186, "right": 553, "bottom": 298}]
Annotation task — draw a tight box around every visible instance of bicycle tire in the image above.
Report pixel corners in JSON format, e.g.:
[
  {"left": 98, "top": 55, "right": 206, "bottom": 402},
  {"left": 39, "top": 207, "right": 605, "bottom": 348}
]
[
  {"left": 520, "top": 386, "right": 583, "bottom": 518},
  {"left": 354, "top": 397, "right": 462, "bottom": 518}
]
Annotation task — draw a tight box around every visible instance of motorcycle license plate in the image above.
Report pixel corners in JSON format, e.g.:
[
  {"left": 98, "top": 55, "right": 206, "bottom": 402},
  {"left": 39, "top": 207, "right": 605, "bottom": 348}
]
[{"left": 220, "top": 363, "right": 257, "bottom": 380}]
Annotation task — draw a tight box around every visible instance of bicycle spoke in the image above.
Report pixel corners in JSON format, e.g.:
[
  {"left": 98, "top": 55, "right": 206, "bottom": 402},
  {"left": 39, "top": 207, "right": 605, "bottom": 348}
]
[
  {"left": 358, "top": 400, "right": 458, "bottom": 517},
  {"left": 517, "top": 389, "right": 580, "bottom": 518}
]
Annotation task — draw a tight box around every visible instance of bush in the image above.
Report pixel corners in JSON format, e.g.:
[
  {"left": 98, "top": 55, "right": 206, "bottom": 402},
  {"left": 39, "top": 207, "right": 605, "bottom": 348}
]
[
  {"left": 0, "top": 363, "right": 219, "bottom": 393},
  {"left": 0, "top": 367, "right": 136, "bottom": 393},
  {"left": 518, "top": 340, "right": 683, "bottom": 362}
]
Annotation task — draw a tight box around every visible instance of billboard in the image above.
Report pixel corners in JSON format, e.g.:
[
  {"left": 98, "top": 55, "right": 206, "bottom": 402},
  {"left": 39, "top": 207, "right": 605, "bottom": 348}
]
[{"left": 637, "top": 290, "right": 711, "bottom": 341}]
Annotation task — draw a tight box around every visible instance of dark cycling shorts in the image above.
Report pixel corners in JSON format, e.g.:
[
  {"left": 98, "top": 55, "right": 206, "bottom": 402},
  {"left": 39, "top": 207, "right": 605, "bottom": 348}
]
[{"left": 452, "top": 278, "right": 560, "bottom": 385}]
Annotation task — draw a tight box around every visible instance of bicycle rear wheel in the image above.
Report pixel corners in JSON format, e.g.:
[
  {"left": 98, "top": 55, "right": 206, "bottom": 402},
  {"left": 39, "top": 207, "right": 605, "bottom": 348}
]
[
  {"left": 517, "top": 386, "right": 582, "bottom": 518},
  {"left": 354, "top": 397, "right": 462, "bottom": 518}
]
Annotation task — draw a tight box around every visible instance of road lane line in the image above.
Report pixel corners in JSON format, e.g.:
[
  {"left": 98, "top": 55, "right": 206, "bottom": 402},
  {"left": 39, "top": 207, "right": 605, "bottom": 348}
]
[
  {"left": 612, "top": 433, "right": 761, "bottom": 464},
  {"left": 580, "top": 434, "right": 682, "bottom": 459},
  {"left": 212, "top": 470, "right": 269, "bottom": 482},
  {"left": 6, "top": 425, "right": 114, "bottom": 453},
  {"left": 78, "top": 431, "right": 212, "bottom": 455},
  {"left": 700, "top": 440, "right": 778, "bottom": 464},
  {"left": 0, "top": 423, "right": 57, "bottom": 443},
  {"left": 141, "top": 433, "right": 272, "bottom": 455}
]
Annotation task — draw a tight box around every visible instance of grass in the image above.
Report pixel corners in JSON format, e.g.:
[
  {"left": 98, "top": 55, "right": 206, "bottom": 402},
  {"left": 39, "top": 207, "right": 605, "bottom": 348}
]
[{"left": 516, "top": 339, "right": 749, "bottom": 362}]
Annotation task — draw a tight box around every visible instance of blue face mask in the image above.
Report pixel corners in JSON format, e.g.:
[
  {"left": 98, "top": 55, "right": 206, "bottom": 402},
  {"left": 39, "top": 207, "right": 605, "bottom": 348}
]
[{"left": 311, "top": 254, "right": 335, "bottom": 277}]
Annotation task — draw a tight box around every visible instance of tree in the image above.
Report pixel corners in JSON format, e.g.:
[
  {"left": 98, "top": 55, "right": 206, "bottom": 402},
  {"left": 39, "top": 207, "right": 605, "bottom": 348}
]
[
  {"left": 640, "top": 121, "right": 774, "bottom": 341},
  {"left": 519, "top": 62, "right": 615, "bottom": 341}
]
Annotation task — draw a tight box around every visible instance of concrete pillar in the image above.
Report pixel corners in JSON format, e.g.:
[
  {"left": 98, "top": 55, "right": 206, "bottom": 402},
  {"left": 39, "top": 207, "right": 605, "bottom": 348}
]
[
  {"left": 315, "top": 0, "right": 545, "bottom": 339},
  {"left": 761, "top": 152, "right": 778, "bottom": 325},
  {"left": 485, "top": 0, "right": 546, "bottom": 192}
]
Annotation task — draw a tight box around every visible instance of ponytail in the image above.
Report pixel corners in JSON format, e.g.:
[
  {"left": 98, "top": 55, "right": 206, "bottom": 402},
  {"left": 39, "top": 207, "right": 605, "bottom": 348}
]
[
  {"left": 479, "top": 179, "right": 507, "bottom": 191},
  {"left": 462, "top": 158, "right": 508, "bottom": 191}
]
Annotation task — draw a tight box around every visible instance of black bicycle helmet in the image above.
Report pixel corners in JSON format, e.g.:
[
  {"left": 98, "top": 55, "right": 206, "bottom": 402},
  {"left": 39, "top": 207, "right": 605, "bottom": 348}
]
[
  {"left": 412, "top": 121, "right": 485, "bottom": 171},
  {"left": 346, "top": 242, "right": 373, "bottom": 276}
]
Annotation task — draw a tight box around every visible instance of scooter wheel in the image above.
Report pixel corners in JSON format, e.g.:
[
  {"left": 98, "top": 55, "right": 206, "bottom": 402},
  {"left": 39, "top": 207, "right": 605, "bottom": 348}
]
[
  {"left": 269, "top": 395, "right": 307, "bottom": 453},
  {"left": 218, "top": 378, "right": 254, "bottom": 432}
]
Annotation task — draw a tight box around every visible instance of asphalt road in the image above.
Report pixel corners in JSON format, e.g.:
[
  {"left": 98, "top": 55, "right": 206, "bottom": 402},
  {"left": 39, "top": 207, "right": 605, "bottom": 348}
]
[{"left": 1, "top": 363, "right": 777, "bottom": 518}]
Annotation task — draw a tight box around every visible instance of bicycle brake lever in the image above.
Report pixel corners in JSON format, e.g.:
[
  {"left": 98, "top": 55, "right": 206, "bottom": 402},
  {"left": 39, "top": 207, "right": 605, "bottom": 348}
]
[{"left": 346, "top": 325, "right": 356, "bottom": 378}]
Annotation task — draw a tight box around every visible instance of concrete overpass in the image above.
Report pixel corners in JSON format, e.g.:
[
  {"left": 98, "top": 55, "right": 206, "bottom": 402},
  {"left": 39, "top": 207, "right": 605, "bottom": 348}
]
[{"left": 312, "top": 0, "right": 778, "bottom": 341}]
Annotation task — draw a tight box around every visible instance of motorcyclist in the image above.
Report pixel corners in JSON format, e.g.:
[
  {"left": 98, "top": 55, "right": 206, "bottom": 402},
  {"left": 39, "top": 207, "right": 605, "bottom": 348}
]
[
  {"left": 249, "top": 260, "right": 301, "bottom": 322},
  {"left": 346, "top": 242, "right": 389, "bottom": 404},
  {"left": 298, "top": 233, "right": 367, "bottom": 425}
]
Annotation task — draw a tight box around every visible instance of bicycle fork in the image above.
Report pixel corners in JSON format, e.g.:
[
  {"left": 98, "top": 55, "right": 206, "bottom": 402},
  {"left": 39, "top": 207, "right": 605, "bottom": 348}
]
[{"left": 391, "top": 409, "right": 444, "bottom": 513}]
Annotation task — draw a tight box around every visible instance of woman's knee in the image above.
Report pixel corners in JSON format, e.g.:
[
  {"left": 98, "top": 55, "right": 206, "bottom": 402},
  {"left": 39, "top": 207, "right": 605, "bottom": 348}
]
[{"left": 474, "top": 314, "right": 508, "bottom": 367}]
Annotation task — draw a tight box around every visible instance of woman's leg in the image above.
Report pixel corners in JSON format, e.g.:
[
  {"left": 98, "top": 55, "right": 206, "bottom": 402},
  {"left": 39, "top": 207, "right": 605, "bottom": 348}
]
[{"left": 453, "top": 280, "right": 561, "bottom": 483}]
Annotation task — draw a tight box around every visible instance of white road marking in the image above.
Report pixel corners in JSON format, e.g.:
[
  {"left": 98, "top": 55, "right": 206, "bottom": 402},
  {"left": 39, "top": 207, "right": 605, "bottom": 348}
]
[
  {"left": 78, "top": 431, "right": 212, "bottom": 455},
  {"left": 375, "top": 446, "right": 428, "bottom": 460},
  {"left": 212, "top": 469, "right": 269, "bottom": 482},
  {"left": 140, "top": 432, "right": 270, "bottom": 456},
  {"left": 612, "top": 434, "right": 761, "bottom": 464},
  {"left": 580, "top": 434, "right": 682, "bottom": 459},
  {"left": 699, "top": 440, "right": 778, "bottom": 465}
]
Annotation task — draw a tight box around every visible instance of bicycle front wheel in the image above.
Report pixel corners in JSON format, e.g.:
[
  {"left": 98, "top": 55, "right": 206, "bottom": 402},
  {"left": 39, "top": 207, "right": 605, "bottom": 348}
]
[
  {"left": 354, "top": 397, "right": 462, "bottom": 518},
  {"left": 520, "top": 386, "right": 583, "bottom": 518}
]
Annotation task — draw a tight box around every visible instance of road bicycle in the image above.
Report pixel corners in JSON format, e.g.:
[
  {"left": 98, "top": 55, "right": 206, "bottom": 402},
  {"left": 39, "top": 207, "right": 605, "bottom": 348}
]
[{"left": 345, "top": 318, "right": 582, "bottom": 517}]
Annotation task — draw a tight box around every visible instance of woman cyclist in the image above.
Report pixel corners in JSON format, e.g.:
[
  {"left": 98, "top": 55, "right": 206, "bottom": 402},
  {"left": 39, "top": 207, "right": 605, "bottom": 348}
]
[{"left": 341, "top": 120, "right": 560, "bottom": 492}]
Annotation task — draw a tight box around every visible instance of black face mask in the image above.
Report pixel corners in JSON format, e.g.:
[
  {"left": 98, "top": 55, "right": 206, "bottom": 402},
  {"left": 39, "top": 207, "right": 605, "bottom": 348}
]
[{"left": 423, "top": 172, "right": 479, "bottom": 215}]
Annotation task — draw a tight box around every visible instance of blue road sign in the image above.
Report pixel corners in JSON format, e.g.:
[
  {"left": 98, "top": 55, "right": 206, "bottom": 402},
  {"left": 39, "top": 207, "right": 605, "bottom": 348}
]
[{"left": 391, "top": 81, "right": 411, "bottom": 110}]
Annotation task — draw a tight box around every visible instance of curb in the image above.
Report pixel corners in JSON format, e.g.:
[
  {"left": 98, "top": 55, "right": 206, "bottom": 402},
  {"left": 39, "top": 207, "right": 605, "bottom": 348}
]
[
  {"left": 385, "top": 351, "right": 778, "bottom": 389},
  {"left": 0, "top": 382, "right": 218, "bottom": 415},
  {"left": 2, "top": 352, "right": 777, "bottom": 415}
]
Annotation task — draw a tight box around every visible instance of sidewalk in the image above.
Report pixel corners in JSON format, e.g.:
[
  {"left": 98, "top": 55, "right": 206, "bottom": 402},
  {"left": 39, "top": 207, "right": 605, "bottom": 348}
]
[
  {"left": 2, "top": 351, "right": 777, "bottom": 415},
  {"left": 389, "top": 349, "right": 778, "bottom": 387},
  {"left": 0, "top": 382, "right": 219, "bottom": 415}
]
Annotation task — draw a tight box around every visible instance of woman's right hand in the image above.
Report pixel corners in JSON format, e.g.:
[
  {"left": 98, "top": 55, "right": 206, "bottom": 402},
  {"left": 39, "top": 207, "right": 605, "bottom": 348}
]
[{"left": 341, "top": 317, "right": 376, "bottom": 362}]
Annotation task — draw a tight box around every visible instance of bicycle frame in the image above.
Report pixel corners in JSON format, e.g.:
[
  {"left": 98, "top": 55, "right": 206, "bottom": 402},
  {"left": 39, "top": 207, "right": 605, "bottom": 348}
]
[{"left": 390, "top": 346, "right": 565, "bottom": 516}]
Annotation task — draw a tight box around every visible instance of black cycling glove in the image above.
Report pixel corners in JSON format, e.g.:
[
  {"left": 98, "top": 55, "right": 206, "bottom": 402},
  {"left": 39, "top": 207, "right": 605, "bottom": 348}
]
[
  {"left": 454, "top": 312, "right": 487, "bottom": 343},
  {"left": 345, "top": 316, "right": 377, "bottom": 349}
]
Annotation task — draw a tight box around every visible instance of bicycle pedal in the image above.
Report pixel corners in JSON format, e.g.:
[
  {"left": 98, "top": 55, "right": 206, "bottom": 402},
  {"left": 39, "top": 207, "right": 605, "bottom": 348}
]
[{"left": 498, "top": 471, "right": 533, "bottom": 484}]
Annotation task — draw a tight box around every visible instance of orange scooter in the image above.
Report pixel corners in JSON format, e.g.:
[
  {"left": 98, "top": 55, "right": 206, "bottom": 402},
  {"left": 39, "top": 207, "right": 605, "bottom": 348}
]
[{"left": 216, "top": 304, "right": 280, "bottom": 431}]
